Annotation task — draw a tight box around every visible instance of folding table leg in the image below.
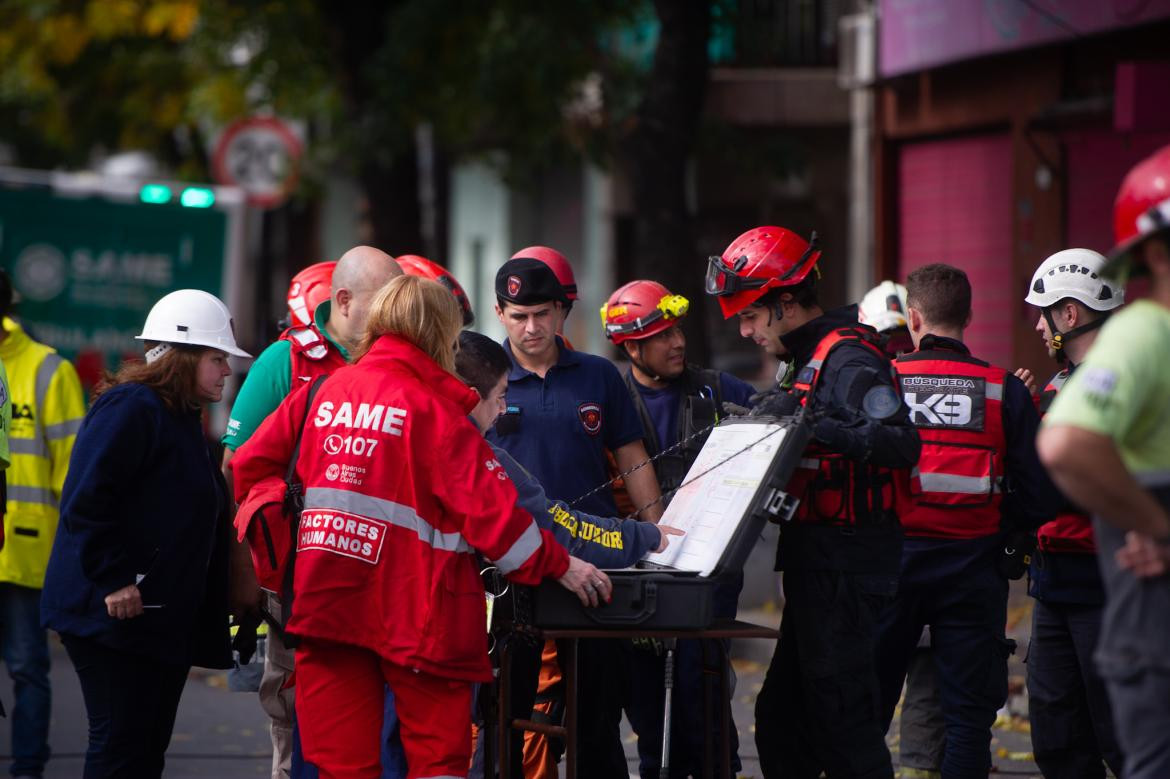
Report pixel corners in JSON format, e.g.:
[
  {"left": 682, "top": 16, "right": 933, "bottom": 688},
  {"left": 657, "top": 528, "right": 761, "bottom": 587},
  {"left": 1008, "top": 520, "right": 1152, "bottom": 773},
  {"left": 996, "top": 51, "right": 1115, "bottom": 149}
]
[{"left": 660, "top": 638, "right": 678, "bottom": 779}]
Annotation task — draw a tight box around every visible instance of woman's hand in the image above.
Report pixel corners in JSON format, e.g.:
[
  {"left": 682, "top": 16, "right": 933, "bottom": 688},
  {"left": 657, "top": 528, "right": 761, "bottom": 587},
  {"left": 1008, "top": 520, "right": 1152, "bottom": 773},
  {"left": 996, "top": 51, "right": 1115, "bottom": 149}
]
[
  {"left": 105, "top": 584, "right": 144, "bottom": 619},
  {"left": 654, "top": 524, "right": 686, "bottom": 553},
  {"left": 557, "top": 557, "right": 613, "bottom": 607},
  {"left": 228, "top": 538, "right": 263, "bottom": 619}
]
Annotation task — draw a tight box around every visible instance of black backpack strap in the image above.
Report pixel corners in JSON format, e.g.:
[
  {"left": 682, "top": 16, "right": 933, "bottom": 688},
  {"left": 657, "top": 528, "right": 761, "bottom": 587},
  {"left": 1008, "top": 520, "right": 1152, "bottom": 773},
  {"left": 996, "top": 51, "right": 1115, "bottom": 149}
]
[
  {"left": 277, "top": 374, "right": 329, "bottom": 647},
  {"left": 285, "top": 374, "right": 329, "bottom": 486}
]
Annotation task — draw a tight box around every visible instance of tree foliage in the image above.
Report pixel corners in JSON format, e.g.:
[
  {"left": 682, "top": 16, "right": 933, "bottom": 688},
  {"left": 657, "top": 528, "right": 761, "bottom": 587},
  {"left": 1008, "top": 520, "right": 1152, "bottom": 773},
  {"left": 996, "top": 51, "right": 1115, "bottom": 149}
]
[
  {"left": 0, "top": 1, "right": 639, "bottom": 182},
  {"left": 1, "top": 0, "right": 716, "bottom": 329}
]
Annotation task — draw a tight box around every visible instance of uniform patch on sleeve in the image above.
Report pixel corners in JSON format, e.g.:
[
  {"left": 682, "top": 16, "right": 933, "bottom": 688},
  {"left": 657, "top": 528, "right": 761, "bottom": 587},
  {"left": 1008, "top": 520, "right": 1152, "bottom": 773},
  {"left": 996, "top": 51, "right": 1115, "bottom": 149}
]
[
  {"left": 862, "top": 384, "right": 902, "bottom": 420},
  {"left": 1079, "top": 366, "right": 1118, "bottom": 398}
]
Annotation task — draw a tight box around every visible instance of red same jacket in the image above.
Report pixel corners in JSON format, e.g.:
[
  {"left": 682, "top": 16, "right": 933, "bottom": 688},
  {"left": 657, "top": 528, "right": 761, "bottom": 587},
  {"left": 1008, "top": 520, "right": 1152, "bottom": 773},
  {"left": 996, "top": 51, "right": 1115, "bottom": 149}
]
[{"left": 231, "top": 334, "right": 569, "bottom": 682}]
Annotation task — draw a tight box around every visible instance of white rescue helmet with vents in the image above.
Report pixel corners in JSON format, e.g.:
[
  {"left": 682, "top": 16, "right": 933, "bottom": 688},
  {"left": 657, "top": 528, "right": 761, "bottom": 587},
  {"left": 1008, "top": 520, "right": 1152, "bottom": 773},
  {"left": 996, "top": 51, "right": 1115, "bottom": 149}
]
[
  {"left": 858, "top": 281, "right": 909, "bottom": 333},
  {"left": 137, "top": 289, "right": 252, "bottom": 359},
  {"left": 1025, "top": 249, "right": 1123, "bottom": 312}
]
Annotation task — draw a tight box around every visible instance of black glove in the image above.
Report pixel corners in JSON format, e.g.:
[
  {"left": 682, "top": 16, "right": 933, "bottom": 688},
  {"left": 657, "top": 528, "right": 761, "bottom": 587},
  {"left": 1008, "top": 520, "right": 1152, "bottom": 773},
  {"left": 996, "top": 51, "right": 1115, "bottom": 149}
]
[
  {"left": 748, "top": 389, "right": 800, "bottom": 419},
  {"left": 813, "top": 415, "right": 870, "bottom": 460},
  {"left": 721, "top": 401, "right": 751, "bottom": 417},
  {"left": 231, "top": 613, "right": 262, "bottom": 666},
  {"left": 998, "top": 529, "right": 1037, "bottom": 580}
]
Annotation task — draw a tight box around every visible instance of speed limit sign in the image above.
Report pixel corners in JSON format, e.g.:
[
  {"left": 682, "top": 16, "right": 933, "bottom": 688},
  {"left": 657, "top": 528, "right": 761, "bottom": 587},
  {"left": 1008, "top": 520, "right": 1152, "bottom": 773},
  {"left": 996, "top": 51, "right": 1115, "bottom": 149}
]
[{"left": 212, "top": 117, "right": 303, "bottom": 209}]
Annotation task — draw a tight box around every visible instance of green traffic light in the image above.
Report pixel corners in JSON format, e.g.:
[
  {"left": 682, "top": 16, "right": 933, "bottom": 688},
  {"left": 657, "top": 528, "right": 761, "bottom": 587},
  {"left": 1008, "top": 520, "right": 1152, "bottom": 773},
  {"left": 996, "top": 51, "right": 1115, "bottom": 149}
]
[
  {"left": 180, "top": 187, "right": 215, "bottom": 208},
  {"left": 139, "top": 184, "right": 172, "bottom": 204}
]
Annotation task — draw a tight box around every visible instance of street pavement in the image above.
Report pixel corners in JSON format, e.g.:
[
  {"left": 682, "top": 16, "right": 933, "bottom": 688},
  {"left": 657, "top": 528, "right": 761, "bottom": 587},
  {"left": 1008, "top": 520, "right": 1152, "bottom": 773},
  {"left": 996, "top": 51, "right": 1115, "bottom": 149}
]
[{"left": 1, "top": 580, "right": 1049, "bottom": 778}]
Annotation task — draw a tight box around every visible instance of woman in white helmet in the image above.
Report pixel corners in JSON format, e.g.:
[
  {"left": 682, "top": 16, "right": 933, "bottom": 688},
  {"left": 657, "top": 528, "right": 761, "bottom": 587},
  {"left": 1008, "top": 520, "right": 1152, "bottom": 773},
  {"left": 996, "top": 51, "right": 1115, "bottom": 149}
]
[{"left": 41, "top": 290, "right": 251, "bottom": 779}]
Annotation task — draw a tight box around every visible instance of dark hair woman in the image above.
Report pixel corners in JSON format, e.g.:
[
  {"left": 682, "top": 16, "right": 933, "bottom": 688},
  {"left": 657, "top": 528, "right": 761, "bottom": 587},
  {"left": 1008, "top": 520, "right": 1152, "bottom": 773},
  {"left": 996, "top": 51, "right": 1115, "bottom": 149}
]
[{"left": 41, "top": 289, "right": 251, "bottom": 779}]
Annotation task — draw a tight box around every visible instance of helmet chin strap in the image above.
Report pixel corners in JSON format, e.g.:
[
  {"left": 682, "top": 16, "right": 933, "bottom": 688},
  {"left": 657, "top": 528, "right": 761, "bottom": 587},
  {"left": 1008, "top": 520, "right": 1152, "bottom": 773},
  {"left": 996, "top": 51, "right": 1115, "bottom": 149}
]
[
  {"left": 1043, "top": 306, "right": 1109, "bottom": 364},
  {"left": 630, "top": 343, "right": 665, "bottom": 383}
]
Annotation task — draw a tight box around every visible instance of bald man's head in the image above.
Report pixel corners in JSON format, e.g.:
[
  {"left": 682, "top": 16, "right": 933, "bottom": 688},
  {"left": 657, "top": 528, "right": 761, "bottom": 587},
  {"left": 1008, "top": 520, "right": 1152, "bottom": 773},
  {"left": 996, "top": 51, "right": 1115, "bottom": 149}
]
[
  {"left": 327, "top": 245, "right": 403, "bottom": 351},
  {"left": 332, "top": 245, "right": 402, "bottom": 297}
]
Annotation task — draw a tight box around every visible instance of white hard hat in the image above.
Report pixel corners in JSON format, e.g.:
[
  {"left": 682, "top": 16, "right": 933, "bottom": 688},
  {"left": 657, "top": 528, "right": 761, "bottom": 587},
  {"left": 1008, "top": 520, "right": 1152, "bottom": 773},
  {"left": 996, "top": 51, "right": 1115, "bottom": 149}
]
[
  {"left": 1025, "top": 249, "right": 1123, "bottom": 312},
  {"left": 858, "top": 281, "right": 909, "bottom": 333},
  {"left": 137, "top": 290, "right": 251, "bottom": 358}
]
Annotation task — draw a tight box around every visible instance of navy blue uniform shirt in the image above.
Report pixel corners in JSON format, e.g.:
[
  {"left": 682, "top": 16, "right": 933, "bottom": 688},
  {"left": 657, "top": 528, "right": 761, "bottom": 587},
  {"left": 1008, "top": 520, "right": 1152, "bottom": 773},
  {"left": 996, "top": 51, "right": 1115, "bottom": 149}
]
[
  {"left": 634, "top": 371, "right": 755, "bottom": 453},
  {"left": 488, "top": 337, "right": 645, "bottom": 517}
]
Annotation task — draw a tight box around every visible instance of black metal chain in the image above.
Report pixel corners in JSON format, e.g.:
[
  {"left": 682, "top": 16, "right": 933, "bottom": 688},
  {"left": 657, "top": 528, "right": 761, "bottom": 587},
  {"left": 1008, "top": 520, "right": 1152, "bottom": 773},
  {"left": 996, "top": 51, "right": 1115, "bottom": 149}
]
[{"left": 566, "top": 419, "right": 723, "bottom": 511}]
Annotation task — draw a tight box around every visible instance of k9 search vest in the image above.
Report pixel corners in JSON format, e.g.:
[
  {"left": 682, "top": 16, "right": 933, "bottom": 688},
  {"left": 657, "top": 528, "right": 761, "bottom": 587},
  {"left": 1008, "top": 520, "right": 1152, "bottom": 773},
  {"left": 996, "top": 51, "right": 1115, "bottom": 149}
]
[{"left": 894, "top": 347, "right": 1008, "bottom": 539}]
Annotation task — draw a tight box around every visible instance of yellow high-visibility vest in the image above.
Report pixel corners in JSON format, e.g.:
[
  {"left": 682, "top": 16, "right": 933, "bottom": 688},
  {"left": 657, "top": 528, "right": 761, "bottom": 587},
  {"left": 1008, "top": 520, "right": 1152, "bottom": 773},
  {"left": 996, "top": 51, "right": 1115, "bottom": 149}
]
[{"left": 0, "top": 318, "right": 85, "bottom": 589}]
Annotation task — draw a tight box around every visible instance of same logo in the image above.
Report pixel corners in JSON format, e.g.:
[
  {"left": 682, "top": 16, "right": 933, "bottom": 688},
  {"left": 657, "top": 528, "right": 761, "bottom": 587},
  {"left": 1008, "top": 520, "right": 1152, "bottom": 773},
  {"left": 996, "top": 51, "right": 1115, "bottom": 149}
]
[
  {"left": 507, "top": 275, "right": 522, "bottom": 297},
  {"left": 325, "top": 463, "right": 341, "bottom": 481}
]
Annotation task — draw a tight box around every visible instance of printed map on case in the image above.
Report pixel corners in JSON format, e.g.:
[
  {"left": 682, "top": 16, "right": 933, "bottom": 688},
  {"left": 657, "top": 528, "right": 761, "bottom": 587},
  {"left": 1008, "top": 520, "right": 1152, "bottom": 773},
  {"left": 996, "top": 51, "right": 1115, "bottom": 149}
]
[{"left": 644, "top": 422, "right": 788, "bottom": 576}]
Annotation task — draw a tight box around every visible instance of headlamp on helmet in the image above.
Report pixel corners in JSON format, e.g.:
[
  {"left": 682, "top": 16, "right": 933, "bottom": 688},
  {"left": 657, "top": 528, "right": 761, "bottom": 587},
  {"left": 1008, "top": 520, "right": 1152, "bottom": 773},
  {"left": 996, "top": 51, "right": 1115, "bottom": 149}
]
[{"left": 600, "top": 281, "right": 690, "bottom": 344}]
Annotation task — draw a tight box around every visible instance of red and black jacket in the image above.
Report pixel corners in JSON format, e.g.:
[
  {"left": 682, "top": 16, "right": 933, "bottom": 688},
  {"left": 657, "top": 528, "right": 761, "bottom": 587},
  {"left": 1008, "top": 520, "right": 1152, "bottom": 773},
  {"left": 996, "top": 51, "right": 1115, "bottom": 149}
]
[
  {"left": 894, "top": 341, "right": 1009, "bottom": 539},
  {"left": 1035, "top": 369, "right": 1095, "bottom": 554},
  {"left": 787, "top": 326, "right": 902, "bottom": 525},
  {"left": 763, "top": 306, "right": 920, "bottom": 572}
]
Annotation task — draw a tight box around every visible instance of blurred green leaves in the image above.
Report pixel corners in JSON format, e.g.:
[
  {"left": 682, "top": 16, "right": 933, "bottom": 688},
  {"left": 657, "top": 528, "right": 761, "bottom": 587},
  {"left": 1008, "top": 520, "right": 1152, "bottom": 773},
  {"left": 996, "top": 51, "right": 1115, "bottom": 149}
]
[{"left": 0, "top": 0, "right": 645, "bottom": 185}]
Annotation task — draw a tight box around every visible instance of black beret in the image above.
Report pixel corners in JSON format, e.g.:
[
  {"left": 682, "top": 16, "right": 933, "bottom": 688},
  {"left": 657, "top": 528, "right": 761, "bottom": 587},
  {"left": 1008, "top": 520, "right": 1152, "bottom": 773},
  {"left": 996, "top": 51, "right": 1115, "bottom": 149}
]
[{"left": 495, "top": 258, "right": 569, "bottom": 306}]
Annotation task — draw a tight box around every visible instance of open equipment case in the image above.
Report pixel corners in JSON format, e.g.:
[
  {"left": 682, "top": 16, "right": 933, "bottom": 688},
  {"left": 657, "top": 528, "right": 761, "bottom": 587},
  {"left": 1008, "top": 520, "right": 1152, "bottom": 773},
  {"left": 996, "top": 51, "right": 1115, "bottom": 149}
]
[{"left": 532, "top": 412, "right": 812, "bottom": 631}]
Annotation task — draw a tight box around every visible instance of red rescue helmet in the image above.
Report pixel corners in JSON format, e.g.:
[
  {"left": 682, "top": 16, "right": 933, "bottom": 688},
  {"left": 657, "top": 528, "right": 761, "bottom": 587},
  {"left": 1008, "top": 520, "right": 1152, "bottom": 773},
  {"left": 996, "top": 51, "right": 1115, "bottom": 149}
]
[
  {"left": 600, "top": 280, "right": 689, "bottom": 345},
  {"left": 287, "top": 261, "right": 336, "bottom": 328},
  {"left": 705, "top": 226, "right": 821, "bottom": 318},
  {"left": 1108, "top": 144, "right": 1170, "bottom": 280},
  {"left": 511, "top": 246, "right": 577, "bottom": 303},
  {"left": 396, "top": 254, "right": 475, "bottom": 326}
]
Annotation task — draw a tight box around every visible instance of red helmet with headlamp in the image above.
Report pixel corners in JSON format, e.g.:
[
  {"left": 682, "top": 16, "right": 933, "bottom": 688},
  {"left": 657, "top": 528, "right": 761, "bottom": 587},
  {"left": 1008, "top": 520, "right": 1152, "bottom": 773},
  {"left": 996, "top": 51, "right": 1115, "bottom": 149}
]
[{"left": 600, "top": 280, "right": 689, "bottom": 345}]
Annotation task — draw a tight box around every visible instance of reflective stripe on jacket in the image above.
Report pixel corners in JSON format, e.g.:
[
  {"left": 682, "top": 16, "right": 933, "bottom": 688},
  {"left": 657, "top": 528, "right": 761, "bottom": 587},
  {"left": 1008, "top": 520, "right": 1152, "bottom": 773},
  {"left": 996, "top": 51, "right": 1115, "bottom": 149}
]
[
  {"left": 230, "top": 334, "right": 569, "bottom": 683},
  {"left": 788, "top": 327, "right": 898, "bottom": 524},
  {"left": 1036, "top": 369, "right": 1096, "bottom": 554},
  {"left": 0, "top": 318, "right": 85, "bottom": 587},
  {"left": 894, "top": 346, "right": 1007, "bottom": 539}
]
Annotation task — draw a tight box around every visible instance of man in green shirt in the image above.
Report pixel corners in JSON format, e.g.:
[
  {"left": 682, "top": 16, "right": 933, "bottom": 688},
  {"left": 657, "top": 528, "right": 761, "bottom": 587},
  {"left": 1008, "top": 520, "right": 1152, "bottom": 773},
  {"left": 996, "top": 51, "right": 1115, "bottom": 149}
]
[
  {"left": 1039, "top": 143, "right": 1170, "bottom": 779},
  {"left": 224, "top": 245, "right": 401, "bottom": 779}
]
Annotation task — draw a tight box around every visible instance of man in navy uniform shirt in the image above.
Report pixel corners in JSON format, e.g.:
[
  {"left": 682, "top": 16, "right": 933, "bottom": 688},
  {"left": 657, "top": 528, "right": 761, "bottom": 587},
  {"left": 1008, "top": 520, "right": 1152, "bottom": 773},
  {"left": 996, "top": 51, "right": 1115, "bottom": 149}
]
[
  {"left": 488, "top": 257, "right": 663, "bottom": 521},
  {"left": 488, "top": 256, "right": 662, "bottom": 778}
]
